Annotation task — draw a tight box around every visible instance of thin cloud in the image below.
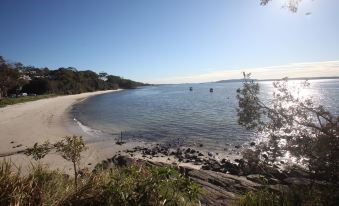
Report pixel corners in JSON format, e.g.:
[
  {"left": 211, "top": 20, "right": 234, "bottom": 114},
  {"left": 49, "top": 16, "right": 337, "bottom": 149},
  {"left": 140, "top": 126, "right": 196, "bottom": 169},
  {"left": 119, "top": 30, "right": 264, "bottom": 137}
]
[{"left": 148, "top": 60, "right": 339, "bottom": 84}]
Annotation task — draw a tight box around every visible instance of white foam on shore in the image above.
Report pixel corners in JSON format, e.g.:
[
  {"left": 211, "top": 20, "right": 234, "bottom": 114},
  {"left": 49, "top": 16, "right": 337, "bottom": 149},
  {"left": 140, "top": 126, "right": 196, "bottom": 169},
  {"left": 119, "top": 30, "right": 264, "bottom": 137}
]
[{"left": 73, "top": 118, "right": 103, "bottom": 137}]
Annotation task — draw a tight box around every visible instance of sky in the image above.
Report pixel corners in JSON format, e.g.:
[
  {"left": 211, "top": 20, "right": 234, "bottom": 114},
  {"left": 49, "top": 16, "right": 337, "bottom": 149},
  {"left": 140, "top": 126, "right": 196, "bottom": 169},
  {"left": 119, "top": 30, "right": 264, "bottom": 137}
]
[{"left": 0, "top": 0, "right": 338, "bottom": 84}]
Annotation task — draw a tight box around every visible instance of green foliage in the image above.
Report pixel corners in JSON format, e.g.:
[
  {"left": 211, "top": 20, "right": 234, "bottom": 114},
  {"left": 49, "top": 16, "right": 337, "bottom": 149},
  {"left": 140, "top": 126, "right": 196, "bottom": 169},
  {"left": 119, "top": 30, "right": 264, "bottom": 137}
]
[
  {"left": 54, "top": 136, "right": 87, "bottom": 192},
  {"left": 23, "top": 136, "right": 201, "bottom": 205},
  {"left": 98, "top": 165, "right": 201, "bottom": 206},
  {"left": 235, "top": 188, "right": 289, "bottom": 206},
  {"left": 22, "top": 78, "right": 51, "bottom": 95},
  {"left": 0, "top": 160, "right": 201, "bottom": 206},
  {"left": 235, "top": 184, "right": 339, "bottom": 206},
  {"left": 0, "top": 160, "right": 74, "bottom": 205},
  {"left": 237, "top": 73, "right": 339, "bottom": 183},
  {"left": 0, "top": 56, "right": 145, "bottom": 101},
  {"left": 54, "top": 136, "right": 87, "bottom": 166},
  {"left": 24, "top": 141, "right": 52, "bottom": 160},
  {"left": 25, "top": 136, "right": 87, "bottom": 193}
]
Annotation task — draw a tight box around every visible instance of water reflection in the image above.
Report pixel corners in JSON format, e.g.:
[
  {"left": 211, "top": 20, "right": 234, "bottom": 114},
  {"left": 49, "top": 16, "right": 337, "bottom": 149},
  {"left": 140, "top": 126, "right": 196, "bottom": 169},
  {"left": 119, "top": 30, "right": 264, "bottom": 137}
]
[{"left": 74, "top": 79, "right": 339, "bottom": 152}]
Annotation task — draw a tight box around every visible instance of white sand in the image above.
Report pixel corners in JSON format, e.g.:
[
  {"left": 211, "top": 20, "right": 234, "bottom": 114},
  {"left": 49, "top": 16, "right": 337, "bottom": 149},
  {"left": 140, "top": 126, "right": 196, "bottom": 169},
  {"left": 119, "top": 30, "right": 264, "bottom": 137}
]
[{"left": 0, "top": 90, "right": 136, "bottom": 172}]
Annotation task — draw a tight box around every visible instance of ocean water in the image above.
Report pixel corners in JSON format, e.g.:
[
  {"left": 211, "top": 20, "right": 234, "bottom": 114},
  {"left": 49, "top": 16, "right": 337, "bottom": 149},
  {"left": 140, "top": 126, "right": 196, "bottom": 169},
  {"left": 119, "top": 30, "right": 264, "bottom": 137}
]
[{"left": 71, "top": 79, "right": 339, "bottom": 151}]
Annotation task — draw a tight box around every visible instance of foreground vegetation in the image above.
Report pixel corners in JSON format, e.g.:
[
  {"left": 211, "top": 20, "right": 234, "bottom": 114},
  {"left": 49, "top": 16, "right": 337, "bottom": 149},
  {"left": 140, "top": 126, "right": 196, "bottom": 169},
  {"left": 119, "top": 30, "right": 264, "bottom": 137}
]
[
  {"left": 0, "top": 160, "right": 201, "bottom": 206},
  {"left": 235, "top": 185, "right": 339, "bottom": 206},
  {"left": 0, "top": 136, "right": 201, "bottom": 206}
]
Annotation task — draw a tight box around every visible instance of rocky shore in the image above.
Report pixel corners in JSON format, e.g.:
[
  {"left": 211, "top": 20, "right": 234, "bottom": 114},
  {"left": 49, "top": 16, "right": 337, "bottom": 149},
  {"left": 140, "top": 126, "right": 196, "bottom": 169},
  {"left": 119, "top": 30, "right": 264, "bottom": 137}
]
[{"left": 94, "top": 143, "right": 330, "bottom": 205}]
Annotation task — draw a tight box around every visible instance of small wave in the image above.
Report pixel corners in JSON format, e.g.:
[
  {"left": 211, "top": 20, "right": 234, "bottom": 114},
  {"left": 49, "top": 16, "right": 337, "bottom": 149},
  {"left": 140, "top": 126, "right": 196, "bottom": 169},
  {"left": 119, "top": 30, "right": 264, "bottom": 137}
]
[{"left": 73, "top": 118, "right": 103, "bottom": 137}]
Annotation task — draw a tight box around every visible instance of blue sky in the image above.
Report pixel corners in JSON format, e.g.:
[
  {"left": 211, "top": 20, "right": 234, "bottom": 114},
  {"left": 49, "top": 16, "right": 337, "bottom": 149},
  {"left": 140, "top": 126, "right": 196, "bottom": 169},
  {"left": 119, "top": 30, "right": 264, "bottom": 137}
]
[{"left": 0, "top": 0, "right": 338, "bottom": 83}]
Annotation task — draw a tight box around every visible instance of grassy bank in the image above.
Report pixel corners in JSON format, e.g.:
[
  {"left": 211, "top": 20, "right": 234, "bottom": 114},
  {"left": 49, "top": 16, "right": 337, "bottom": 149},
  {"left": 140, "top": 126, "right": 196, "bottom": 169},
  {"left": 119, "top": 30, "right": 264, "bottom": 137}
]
[{"left": 0, "top": 94, "right": 59, "bottom": 107}]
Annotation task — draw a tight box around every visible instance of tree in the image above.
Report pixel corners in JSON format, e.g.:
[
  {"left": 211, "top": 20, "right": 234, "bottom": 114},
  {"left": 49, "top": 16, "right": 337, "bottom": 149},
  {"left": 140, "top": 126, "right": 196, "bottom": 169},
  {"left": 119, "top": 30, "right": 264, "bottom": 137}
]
[
  {"left": 0, "top": 55, "right": 146, "bottom": 97},
  {"left": 0, "top": 56, "right": 5, "bottom": 65},
  {"left": 0, "top": 61, "right": 21, "bottom": 97},
  {"left": 25, "top": 136, "right": 87, "bottom": 193},
  {"left": 236, "top": 73, "right": 339, "bottom": 183},
  {"left": 22, "top": 78, "right": 50, "bottom": 94},
  {"left": 54, "top": 136, "right": 87, "bottom": 192}
]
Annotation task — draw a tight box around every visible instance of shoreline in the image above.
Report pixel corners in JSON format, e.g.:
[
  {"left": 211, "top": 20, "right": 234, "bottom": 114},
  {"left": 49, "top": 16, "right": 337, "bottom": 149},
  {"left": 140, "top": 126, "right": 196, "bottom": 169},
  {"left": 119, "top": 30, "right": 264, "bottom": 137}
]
[
  {"left": 0, "top": 89, "right": 127, "bottom": 171},
  {"left": 0, "top": 88, "right": 243, "bottom": 172}
]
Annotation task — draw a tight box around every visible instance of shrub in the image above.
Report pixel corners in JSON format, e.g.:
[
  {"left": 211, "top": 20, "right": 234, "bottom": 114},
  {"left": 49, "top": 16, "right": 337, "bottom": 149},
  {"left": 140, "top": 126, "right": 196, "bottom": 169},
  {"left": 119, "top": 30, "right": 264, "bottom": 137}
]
[
  {"left": 0, "top": 160, "right": 201, "bottom": 206},
  {"left": 22, "top": 136, "right": 201, "bottom": 205}
]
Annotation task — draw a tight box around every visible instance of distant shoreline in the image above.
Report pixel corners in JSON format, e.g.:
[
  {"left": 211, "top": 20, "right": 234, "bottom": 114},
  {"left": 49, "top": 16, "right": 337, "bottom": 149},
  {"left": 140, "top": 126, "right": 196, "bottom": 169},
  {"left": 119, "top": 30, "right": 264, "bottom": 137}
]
[{"left": 215, "top": 76, "right": 339, "bottom": 83}]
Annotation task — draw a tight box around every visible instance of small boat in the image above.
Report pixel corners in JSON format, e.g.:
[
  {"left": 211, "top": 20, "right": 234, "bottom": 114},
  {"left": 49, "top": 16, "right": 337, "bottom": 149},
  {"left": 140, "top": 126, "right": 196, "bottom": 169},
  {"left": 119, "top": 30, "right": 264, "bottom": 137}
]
[
  {"left": 210, "top": 88, "right": 213, "bottom": 92},
  {"left": 189, "top": 87, "right": 193, "bottom": 91}
]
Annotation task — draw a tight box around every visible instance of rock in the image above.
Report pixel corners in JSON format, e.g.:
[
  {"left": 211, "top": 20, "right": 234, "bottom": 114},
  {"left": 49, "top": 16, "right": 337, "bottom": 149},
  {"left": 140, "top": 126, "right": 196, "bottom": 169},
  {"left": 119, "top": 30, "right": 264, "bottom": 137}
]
[
  {"left": 250, "top": 142, "right": 256, "bottom": 146},
  {"left": 187, "top": 169, "right": 260, "bottom": 205},
  {"left": 10, "top": 141, "right": 14, "bottom": 144},
  {"left": 198, "top": 152, "right": 204, "bottom": 156},
  {"left": 113, "top": 155, "right": 134, "bottom": 167},
  {"left": 246, "top": 174, "right": 267, "bottom": 184},
  {"left": 201, "top": 165, "right": 211, "bottom": 170},
  {"left": 199, "top": 143, "right": 203, "bottom": 147},
  {"left": 234, "top": 159, "right": 242, "bottom": 164},
  {"left": 222, "top": 161, "right": 241, "bottom": 175},
  {"left": 266, "top": 167, "right": 288, "bottom": 180},
  {"left": 287, "top": 166, "right": 309, "bottom": 178},
  {"left": 267, "top": 178, "right": 280, "bottom": 185},
  {"left": 283, "top": 177, "right": 312, "bottom": 186},
  {"left": 235, "top": 145, "right": 241, "bottom": 149},
  {"left": 208, "top": 152, "right": 214, "bottom": 157}
]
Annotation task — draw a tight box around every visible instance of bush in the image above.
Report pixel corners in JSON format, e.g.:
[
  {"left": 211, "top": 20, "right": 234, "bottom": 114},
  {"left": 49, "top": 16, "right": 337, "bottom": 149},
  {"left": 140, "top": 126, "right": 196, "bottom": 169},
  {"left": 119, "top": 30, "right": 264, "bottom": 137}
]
[
  {"left": 100, "top": 165, "right": 201, "bottom": 206},
  {"left": 0, "top": 160, "right": 201, "bottom": 206}
]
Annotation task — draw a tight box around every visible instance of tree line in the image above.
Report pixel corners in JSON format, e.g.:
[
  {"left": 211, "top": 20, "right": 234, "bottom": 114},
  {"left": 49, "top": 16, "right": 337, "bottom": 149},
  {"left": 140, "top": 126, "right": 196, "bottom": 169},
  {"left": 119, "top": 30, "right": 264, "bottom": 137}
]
[{"left": 0, "top": 56, "right": 146, "bottom": 98}]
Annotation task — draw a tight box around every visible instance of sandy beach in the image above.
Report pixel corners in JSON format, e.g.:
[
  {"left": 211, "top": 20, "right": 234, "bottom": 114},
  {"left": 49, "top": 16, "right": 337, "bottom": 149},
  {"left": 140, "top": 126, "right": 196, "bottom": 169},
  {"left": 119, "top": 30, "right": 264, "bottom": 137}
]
[
  {"left": 0, "top": 89, "right": 140, "bottom": 172},
  {"left": 0, "top": 89, "right": 214, "bottom": 172}
]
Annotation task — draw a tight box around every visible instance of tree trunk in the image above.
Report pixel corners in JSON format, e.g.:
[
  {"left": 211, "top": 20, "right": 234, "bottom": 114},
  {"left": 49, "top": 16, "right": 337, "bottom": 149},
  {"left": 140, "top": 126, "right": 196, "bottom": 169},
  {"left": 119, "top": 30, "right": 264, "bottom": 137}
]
[{"left": 73, "top": 161, "right": 78, "bottom": 193}]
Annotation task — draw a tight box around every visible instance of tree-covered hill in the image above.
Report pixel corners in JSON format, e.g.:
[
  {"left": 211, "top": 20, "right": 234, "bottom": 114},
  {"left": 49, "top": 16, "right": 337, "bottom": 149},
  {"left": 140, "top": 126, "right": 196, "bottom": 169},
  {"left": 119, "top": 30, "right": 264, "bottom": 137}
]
[{"left": 0, "top": 56, "right": 146, "bottom": 98}]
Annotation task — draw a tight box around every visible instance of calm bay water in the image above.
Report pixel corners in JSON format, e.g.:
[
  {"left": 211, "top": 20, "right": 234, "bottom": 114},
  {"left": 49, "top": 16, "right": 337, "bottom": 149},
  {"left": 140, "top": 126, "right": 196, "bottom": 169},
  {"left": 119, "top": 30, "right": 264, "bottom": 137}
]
[{"left": 72, "top": 79, "right": 339, "bottom": 151}]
